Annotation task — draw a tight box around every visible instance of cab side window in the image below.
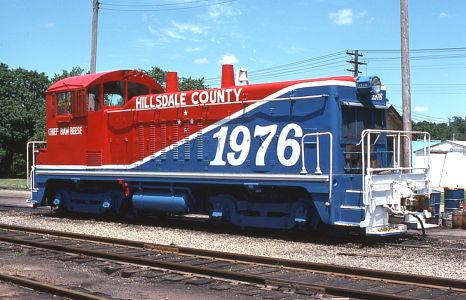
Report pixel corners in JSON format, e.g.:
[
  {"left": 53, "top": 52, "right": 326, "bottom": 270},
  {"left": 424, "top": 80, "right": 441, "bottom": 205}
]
[
  {"left": 57, "top": 92, "right": 72, "bottom": 115},
  {"left": 104, "top": 81, "right": 125, "bottom": 106},
  {"left": 87, "top": 84, "right": 101, "bottom": 111}
]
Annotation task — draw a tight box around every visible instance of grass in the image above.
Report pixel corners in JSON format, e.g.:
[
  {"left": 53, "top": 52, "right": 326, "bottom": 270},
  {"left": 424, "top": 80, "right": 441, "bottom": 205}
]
[{"left": 0, "top": 178, "right": 28, "bottom": 190}]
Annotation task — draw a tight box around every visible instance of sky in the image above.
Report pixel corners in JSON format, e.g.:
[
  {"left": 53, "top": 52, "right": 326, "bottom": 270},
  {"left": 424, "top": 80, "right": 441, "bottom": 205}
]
[{"left": 1, "top": 0, "right": 466, "bottom": 123}]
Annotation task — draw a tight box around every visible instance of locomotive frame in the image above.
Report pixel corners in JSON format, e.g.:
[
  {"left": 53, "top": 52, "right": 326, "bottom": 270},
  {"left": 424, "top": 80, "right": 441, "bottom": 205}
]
[{"left": 28, "top": 65, "right": 432, "bottom": 237}]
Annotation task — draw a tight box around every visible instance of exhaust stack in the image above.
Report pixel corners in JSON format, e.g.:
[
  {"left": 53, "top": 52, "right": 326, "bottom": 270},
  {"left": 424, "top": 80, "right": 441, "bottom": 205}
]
[
  {"left": 166, "top": 72, "right": 179, "bottom": 93},
  {"left": 221, "top": 64, "right": 235, "bottom": 88}
]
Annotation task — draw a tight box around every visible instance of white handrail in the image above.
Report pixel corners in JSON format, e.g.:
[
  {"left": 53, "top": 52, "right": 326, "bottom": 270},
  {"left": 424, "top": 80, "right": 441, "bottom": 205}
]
[
  {"left": 26, "top": 141, "right": 46, "bottom": 190},
  {"left": 300, "top": 132, "right": 333, "bottom": 204},
  {"left": 360, "top": 129, "right": 431, "bottom": 206}
]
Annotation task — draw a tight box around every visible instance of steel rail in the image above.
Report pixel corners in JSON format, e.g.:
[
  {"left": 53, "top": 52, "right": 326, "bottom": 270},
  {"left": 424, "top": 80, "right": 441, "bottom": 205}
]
[
  {"left": 0, "top": 272, "right": 107, "bottom": 300},
  {"left": 0, "top": 223, "right": 464, "bottom": 298}
]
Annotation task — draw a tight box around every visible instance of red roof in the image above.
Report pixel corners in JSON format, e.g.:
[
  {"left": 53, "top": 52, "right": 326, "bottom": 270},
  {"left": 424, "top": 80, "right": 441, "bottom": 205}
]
[
  {"left": 47, "top": 71, "right": 114, "bottom": 92},
  {"left": 46, "top": 70, "right": 161, "bottom": 93}
]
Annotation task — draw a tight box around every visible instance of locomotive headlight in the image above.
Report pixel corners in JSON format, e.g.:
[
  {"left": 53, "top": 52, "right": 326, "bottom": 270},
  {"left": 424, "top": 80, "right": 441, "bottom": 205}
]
[
  {"left": 356, "top": 76, "right": 382, "bottom": 96},
  {"left": 370, "top": 76, "right": 382, "bottom": 94}
]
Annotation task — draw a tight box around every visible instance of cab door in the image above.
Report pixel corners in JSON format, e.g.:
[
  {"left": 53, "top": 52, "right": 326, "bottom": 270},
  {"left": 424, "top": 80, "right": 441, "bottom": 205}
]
[{"left": 86, "top": 83, "right": 104, "bottom": 166}]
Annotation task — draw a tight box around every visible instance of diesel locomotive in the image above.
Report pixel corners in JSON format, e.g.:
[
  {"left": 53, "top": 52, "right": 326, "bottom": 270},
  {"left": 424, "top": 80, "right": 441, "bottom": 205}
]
[{"left": 28, "top": 65, "right": 432, "bottom": 236}]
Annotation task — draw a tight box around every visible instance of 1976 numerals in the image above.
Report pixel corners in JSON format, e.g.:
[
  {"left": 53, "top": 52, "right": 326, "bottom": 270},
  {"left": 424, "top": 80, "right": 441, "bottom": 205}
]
[{"left": 210, "top": 123, "right": 303, "bottom": 167}]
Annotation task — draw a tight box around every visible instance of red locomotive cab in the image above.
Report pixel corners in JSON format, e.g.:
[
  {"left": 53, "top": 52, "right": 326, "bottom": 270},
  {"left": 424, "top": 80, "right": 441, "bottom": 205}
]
[{"left": 42, "top": 70, "right": 163, "bottom": 166}]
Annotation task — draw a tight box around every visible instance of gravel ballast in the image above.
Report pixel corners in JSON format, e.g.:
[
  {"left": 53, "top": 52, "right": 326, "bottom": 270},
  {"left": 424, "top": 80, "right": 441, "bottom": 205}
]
[{"left": 0, "top": 206, "right": 464, "bottom": 281}]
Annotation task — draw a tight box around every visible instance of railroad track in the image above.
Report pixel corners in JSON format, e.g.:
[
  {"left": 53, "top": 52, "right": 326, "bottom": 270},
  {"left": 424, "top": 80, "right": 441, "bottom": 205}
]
[
  {"left": 0, "top": 223, "right": 464, "bottom": 300},
  {"left": 0, "top": 272, "right": 105, "bottom": 300}
]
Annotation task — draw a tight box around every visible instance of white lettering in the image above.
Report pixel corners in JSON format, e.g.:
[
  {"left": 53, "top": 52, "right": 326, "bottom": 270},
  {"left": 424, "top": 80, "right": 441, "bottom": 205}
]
[
  {"left": 47, "top": 126, "right": 83, "bottom": 136},
  {"left": 216, "top": 90, "right": 224, "bottom": 103},
  {"left": 135, "top": 97, "right": 142, "bottom": 109},
  {"left": 199, "top": 91, "right": 209, "bottom": 104},
  {"left": 48, "top": 128, "right": 59, "bottom": 136},
  {"left": 60, "top": 127, "right": 69, "bottom": 135},
  {"left": 70, "top": 126, "right": 83, "bottom": 135},
  {"left": 233, "top": 88, "right": 243, "bottom": 102},
  {"left": 134, "top": 88, "right": 243, "bottom": 110},
  {"left": 225, "top": 89, "right": 232, "bottom": 102},
  {"left": 210, "top": 123, "right": 302, "bottom": 167},
  {"left": 180, "top": 93, "right": 186, "bottom": 106},
  {"left": 149, "top": 95, "right": 155, "bottom": 108},
  {"left": 191, "top": 91, "right": 199, "bottom": 105}
]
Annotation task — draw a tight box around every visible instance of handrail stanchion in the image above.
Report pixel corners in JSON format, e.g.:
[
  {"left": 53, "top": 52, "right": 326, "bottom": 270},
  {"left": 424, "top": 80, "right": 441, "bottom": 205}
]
[
  {"left": 300, "top": 132, "right": 333, "bottom": 204},
  {"left": 26, "top": 141, "right": 46, "bottom": 191},
  {"left": 367, "top": 132, "right": 371, "bottom": 175},
  {"left": 315, "top": 135, "right": 322, "bottom": 175},
  {"left": 397, "top": 132, "right": 401, "bottom": 169}
]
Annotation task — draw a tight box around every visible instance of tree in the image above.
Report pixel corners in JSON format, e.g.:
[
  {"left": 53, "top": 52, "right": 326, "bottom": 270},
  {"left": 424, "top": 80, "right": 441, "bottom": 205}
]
[
  {"left": 143, "top": 67, "right": 167, "bottom": 88},
  {"left": 50, "top": 67, "right": 85, "bottom": 84},
  {"left": 179, "top": 76, "right": 206, "bottom": 91},
  {"left": 448, "top": 116, "right": 465, "bottom": 140},
  {"left": 0, "top": 64, "right": 49, "bottom": 177},
  {"left": 413, "top": 117, "right": 465, "bottom": 141},
  {"left": 142, "top": 66, "right": 207, "bottom": 91}
]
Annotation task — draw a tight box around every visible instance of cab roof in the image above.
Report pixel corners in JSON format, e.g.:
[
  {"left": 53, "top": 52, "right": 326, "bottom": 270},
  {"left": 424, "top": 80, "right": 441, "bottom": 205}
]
[{"left": 46, "top": 70, "right": 163, "bottom": 93}]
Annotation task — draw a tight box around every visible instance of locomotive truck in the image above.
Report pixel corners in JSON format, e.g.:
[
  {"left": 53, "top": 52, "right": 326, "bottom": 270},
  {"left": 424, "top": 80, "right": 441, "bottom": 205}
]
[{"left": 28, "top": 65, "right": 432, "bottom": 236}]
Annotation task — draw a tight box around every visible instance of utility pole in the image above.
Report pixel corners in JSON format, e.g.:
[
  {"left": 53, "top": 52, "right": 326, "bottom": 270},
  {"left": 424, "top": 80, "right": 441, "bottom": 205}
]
[
  {"left": 90, "top": 0, "right": 99, "bottom": 74},
  {"left": 346, "top": 50, "right": 366, "bottom": 77},
  {"left": 400, "top": 0, "right": 412, "bottom": 168}
]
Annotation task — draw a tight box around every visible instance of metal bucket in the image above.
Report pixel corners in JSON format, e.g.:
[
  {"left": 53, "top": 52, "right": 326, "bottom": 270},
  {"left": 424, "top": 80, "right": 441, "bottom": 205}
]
[
  {"left": 428, "top": 190, "right": 441, "bottom": 224},
  {"left": 452, "top": 211, "right": 464, "bottom": 229},
  {"left": 444, "top": 187, "right": 464, "bottom": 213},
  {"left": 442, "top": 211, "right": 453, "bottom": 227}
]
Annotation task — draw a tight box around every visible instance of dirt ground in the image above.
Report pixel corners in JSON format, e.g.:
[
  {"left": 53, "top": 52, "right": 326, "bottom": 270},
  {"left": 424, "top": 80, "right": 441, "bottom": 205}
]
[{"left": 0, "top": 242, "right": 308, "bottom": 299}]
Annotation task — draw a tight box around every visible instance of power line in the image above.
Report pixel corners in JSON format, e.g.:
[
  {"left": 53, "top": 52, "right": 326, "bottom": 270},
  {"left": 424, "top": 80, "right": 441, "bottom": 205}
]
[
  {"left": 102, "top": 0, "right": 213, "bottom": 7},
  {"left": 204, "top": 51, "right": 347, "bottom": 83},
  {"left": 248, "top": 52, "right": 345, "bottom": 75},
  {"left": 248, "top": 62, "right": 347, "bottom": 82},
  {"left": 365, "top": 53, "right": 466, "bottom": 62},
  {"left": 206, "top": 46, "right": 466, "bottom": 84},
  {"left": 100, "top": 0, "right": 237, "bottom": 11},
  {"left": 204, "top": 62, "right": 347, "bottom": 84},
  {"left": 371, "top": 63, "right": 466, "bottom": 71},
  {"left": 392, "top": 104, "right": 448, "bottom": 123},
  {"left": 250, "top": 58, "right": 346, "bottom": 77},
  {"left": 362, "top": 47, "right": 466, "bottom": 53}
]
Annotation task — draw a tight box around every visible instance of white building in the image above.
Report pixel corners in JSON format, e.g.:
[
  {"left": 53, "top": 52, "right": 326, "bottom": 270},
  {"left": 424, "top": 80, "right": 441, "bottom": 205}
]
[{"left": 414, "top": 140, "right": 466, "bottom": 188}]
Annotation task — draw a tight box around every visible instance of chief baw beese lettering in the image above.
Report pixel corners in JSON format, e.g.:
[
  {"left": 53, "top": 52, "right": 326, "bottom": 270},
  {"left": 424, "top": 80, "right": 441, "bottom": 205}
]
[{"left": 47, "top": 126, "right": 83, "bottom": 136}]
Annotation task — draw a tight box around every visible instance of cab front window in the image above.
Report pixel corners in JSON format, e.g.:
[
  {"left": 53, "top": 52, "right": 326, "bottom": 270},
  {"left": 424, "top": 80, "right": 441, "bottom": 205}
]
[
  {"left": 104, "top": 81, "right": 125, "bottom": 106},
  {"left": 128, "top": 82, "right": 149, "bottom": 99},
  {"left": 87, "top": 84, "right": 101, "bottom": 111}
]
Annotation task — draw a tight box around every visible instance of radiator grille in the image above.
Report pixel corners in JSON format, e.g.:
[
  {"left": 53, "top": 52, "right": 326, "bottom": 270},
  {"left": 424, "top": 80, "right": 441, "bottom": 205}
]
[
  {"left": 86, "top": 150, "right": 102, "bottom": 166},
  {"left": 149, "top": 124, "right": 156, "bottom": 154},
  {"left": 184, "top": 125, "right": 190, "bottom": 160},
  {"left": 196, "top": 122, "right": 203, "bottom": 160},
  {"left": 138, "top": 125, "right": 145, "bottom": 160},
  {"left": 172, "top": 123, "right": 179, "bottom": 160},
  {"left": 161, "top": 123, "right": 167, "bottom": 160}
]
